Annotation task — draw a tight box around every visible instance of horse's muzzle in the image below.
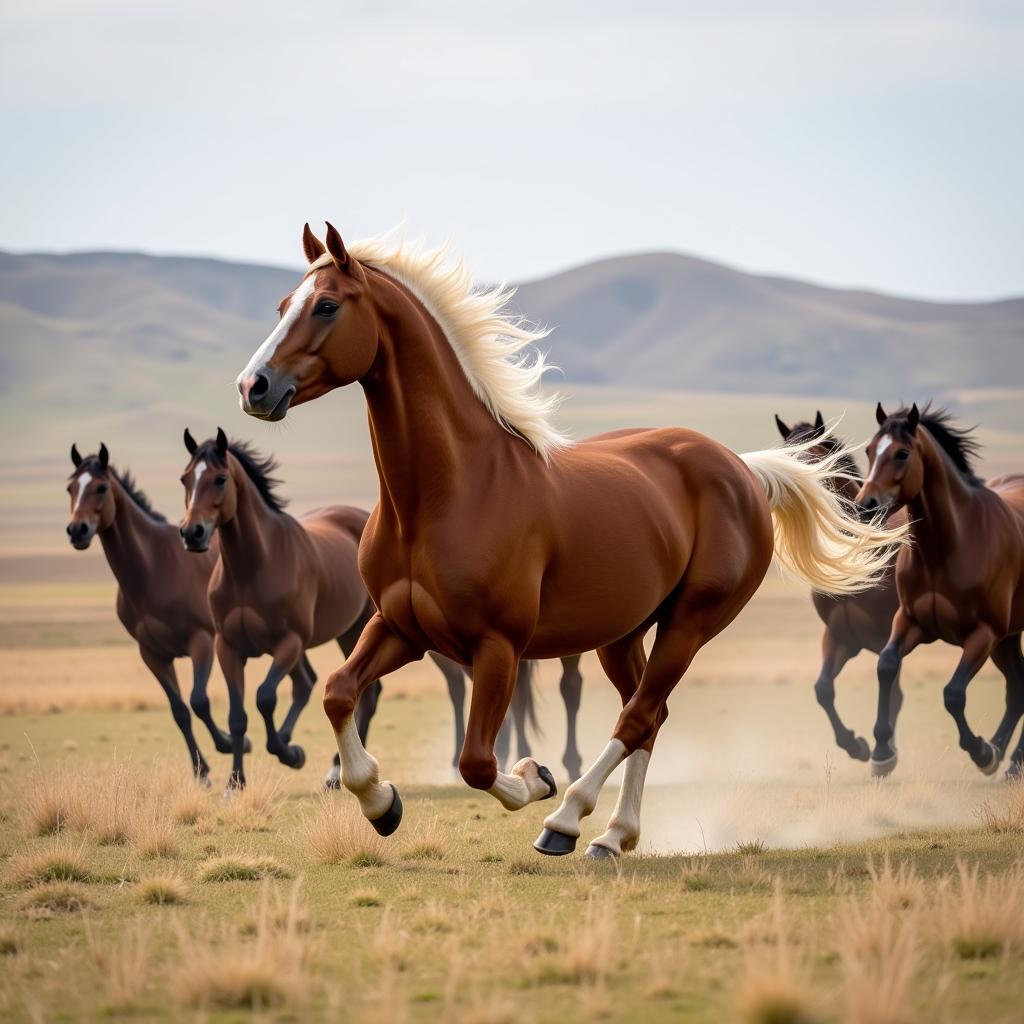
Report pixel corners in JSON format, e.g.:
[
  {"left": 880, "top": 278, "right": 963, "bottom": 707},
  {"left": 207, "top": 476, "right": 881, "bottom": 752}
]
[
  {"left": 238, "top": 368, "right": 296, "bottom": 422},
  {"left": 180, "top": 521, "right": 212, "bottom": 553}
]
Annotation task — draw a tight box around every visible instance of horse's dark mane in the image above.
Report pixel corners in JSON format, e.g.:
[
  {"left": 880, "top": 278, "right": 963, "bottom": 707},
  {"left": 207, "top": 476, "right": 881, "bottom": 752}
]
[
  {"left": 882, "top": 403, "right": 984, "bottom": 486},
  {"left": 197, "top": 439, "right": 288, "bottom": 513},
  {"left": 70, "top": 456, "right": 167, "bottom": 523},
  {"left": 785, "top": 421, "right": 862, "bottom": 484}
]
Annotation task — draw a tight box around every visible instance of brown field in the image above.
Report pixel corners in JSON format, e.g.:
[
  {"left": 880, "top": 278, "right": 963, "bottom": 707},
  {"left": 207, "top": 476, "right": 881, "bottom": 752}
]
[{"left": 3, "top": 569, "right": 1024, "bottom": 1022}]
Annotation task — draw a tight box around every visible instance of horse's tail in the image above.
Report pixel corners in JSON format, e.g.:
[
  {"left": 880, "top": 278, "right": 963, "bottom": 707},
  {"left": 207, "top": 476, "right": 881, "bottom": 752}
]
[
  {"left": 739, "top": 432, "right": 908, "bottom": 596},
  {"left": 513, "top": 660, "right": 542, "bottom": 742}
]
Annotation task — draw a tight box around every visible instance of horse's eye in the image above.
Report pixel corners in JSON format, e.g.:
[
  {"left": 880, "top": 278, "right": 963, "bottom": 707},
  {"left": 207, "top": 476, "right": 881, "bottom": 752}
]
[
  {"left": 214, "top": 475, "right": 228, "bottom": 487},
  {"left": 314, "top": 300, "right": 339, "bottom": 318},
  {"left": 95, "top": 484, "right": 108, "bottom": 495},
  {"left": 894, "top": 450, "right": 910, "bottom": 463}
]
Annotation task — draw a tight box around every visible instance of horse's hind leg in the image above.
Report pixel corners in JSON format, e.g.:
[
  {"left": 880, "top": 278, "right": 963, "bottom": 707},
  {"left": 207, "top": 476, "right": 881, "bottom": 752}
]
[
  {"left": 559, "top": 655, "right": 584, "bottom": 782},
  {"left": 277, "top": 653, "right": 317, "bottom": 745},
  {"left": 536, "top": 627, "right": 647, "bottom": 856},
  {"left": 509, "top": 660, "right": 536, "bottom": 762},
  {"left": 813, "top": 629, "right": 869, "bottom": 761},
  {"left": 988, "top": 634, "right": 1024, "bottom": 777},
  {"left": 253, "top": 633, "right": 306, "bottom": 769},
  {"left": 537, "top": 572, "right": 756, "bottom": 857},
  {"left": 187, "top": 631, "right": 235, "bottom": 756},
  {"left": 139, "top": 645, "right": 209, "bottom": 783},
  {"left": 941, "top": 627, "right": 1000, "bottom": 774}
]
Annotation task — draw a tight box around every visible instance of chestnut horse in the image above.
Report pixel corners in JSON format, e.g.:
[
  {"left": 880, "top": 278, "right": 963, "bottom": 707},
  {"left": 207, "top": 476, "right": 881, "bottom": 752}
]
[
  {"left": 65, "top": 444, "right": 235, "bottom": 780},
  {"left": 236, "top": 224, "right": 903, "bottom": 857},
  {"left": 857, "top": 404, "right": 1024, "bottom": 779},
  {"left": 775, "top": 412, "right": 904, "bottom": 762}
]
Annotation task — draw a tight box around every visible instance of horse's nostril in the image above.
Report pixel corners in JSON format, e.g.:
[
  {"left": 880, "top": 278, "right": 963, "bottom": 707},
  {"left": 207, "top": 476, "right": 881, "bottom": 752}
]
[
  {"left": 250, "top": 373, "right": 270, "bottom": 401},
  {"left": 66, "top": 524, "right": 74, "bottom": 536}
]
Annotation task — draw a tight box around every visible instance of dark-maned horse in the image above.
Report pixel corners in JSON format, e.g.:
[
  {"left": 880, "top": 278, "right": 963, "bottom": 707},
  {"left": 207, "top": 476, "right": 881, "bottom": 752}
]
[
  {"left": 775, "top": 412, "right": 904, "bottom": 763},
  {"left": 233, "top": 224, "right": 903, "bottom": 858},
  {"left": 65, "top": 443, "right": 235, "bottom": 780},
  {"left": 857, "top": 404, "right": 1024, "bottom": 779}
]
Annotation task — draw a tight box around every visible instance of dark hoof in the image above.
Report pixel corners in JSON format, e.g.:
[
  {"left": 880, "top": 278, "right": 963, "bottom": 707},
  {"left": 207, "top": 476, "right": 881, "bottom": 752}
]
[
  {"left": 288, "top": 745, "right": 306, "bottom": 770},
  {"left": 849, "top": 737, "right": 871, "bottom": 762},
  {"left": 369, "top": 784, "right": 403, "bottom": 837},
  {"left": 537, "top": 765, "right": 557, "bottom": 800},
  {"left": 533, "top": 828, "right": 577, "bottom": 857},
  {"left": 976, "top": 740, "right": 1000, "bottom": 777},
  {"left": 584, "top": 842, "right": 617, "bottom": 860},
  {"left": 323, "top": 773, "right": 342, "bottom": 791},
  {"left": 224, "top": 773, "right": 246, "bottom": 794},
  {"left": 242, "top": 736, "right": 252, "bottom": 754},
  {"left": 214, "top": 735, "right": 233, "bottom": 755},
  {"left": 1004, "top": 762, "right": 1022, "bottom": 783},
  {"left": 196, "top": 772, "right": 212, "bottom": 790},
  {"left": 870, "top": 750, "right": 898, "bottom": 778}
]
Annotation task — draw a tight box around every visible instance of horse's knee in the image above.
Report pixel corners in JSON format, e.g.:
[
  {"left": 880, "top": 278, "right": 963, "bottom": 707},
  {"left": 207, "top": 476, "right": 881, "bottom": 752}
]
[
  {"left": 613, "top": 707, "right": 658, "bottom": 753},
  {"left": 878, "top": 648, "right": 901, "bottom": 684},
  {"left": 323, "top": 669, "right": 358, "bottom": 729},
  {"left": 255, "top": 683, "right": 277, "bottom": 717},
  {"left": 459, "top": 750, "right": 497, "bottom": 791},
  {"left": 189, "top": 693, "right": 211, "bottom": 718},
  {"left": 814, "top": 676, "right": 834, "bottom": 708},
  {"left": 943, "top": 683, "right": 966, "bottom": 716}
]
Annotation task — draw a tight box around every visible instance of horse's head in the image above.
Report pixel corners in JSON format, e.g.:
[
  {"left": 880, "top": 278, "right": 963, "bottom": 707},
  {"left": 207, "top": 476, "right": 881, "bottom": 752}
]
[
  {"left": 179, "top": 428, "right": 233, "bottom": 552},
  {"left": 774, "top": 410, "right": 828, "bottom": 459},
  {"left": 856, "top": 402, "right": 923, "bottom": 518},
  {"left": 66, "top": 443, "right": 115, "bottom": 549},
  {"left": 236, "top": 223, "right": 379, "bottom": 421}
]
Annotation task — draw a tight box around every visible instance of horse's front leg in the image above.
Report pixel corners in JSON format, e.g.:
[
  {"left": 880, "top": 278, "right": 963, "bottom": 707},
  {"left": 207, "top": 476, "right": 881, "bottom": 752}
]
[
  {"left": 187, "top": 631, "right": 234, "bottom": 755},
  {"left": 322, "top": 614, "right": 423, "bottom": 835},
  {"left": 870, "top": 611, "right": 923, "bottom": 777},
  {"left": 460, "top": 635, "right": 557, "bottom": 811},
  {"left": 813, "top": 628, "right": 869, "bottom": 761},
  {"left": 254, "top": 634, "right": 306, "bottom": 768}
]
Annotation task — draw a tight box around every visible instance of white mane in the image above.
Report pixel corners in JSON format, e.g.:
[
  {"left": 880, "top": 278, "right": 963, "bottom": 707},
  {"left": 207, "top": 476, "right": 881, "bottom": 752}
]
[{"left": 309, "top": 239, "right": 571, "bottom": 463}]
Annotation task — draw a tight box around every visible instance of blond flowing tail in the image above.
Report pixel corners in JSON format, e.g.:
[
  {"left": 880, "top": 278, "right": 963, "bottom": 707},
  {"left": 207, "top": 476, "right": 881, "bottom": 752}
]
[{"left": 740, "top": 432, "right": 908, "bottom": 595}]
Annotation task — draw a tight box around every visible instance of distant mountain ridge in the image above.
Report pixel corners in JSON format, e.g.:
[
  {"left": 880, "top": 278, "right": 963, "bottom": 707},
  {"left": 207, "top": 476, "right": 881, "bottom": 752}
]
[{"left": 1, "top": 247, "right": 1020, "bottom": 421}]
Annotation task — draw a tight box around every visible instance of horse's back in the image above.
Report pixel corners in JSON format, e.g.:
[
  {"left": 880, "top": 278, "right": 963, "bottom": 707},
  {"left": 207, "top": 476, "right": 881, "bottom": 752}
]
[{"left": 988, "top": 474, "right": 1024, "bottom": 528}]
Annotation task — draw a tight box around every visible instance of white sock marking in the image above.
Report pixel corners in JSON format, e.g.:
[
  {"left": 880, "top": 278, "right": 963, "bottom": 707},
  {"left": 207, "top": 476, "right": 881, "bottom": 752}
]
[
  {"left": 543, "top": 738, "right": 627, "bottom": 838},
  {"left": 589, "top": 749, "right": 651, "bottom": 855},
  {"left": 335, "top": 717, "right": 395, "bottom": 820}
]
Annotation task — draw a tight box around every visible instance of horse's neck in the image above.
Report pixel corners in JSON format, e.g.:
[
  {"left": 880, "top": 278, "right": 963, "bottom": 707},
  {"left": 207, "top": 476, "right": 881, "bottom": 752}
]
[
  {"left": 908, "top": 431, "right": 977, "bottom": 558},
  {"left": 100, "top": 487, "right": 166, "bottom": 594},
  {"left": 361, "top": 270, "right": 524, "bottom": 530},
  {"left": 217, "top": 463, "right": 276, "bottom": 574}
]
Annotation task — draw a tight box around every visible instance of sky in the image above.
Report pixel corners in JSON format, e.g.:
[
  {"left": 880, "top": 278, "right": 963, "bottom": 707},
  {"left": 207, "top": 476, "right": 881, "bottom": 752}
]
[{"left": 1, "top": 1, "right": 1022, "bottom": 300}]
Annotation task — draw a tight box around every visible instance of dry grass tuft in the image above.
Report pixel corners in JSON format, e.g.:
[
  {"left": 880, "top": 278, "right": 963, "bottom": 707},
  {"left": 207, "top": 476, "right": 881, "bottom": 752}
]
[
  {"left": 865, "top": 855, "right": 924, "bottom": 912},
  {"left": 680, "top": 855, "right": 712, "bottom": 892},
  {"left": 6, "top": 839, "right": 93, "bottom": 886},
  {"left": 20, "top": 764, "right": 86, "bottom": 836},
  {"left": 131, "top": 809, "right": 179, "bottom": 859},
  {"left": 976, "top": 779, "right": 1024, "bottom": 834},
  {"left": 736, "top": 889, "right": 818, "bottom": 1024},
  {"left": 85, "top": 917, "right": 151, "bottom": 1011},
  {"left": 939, "top": 858, "right": 1024, "bottom": 960},
  {"left": 352, "top": 888, "right": 384, "bottom": 908},
  {"left": 736, "top": 839, "right": 769, "bottom": 856},
  {"left": 175, "top": 883, "right": 308, "bottom": 1010},
  {"left": 0, "top": 923, "right": 21, "bottom": 956},
  {"left": 507, "top": 858, "right": 543, "bottom": 876},
  {"left": 200, "top": 854, "right": 292, "bottom": 883},
  {"left": 401, "top": 816, "right": 448, "bottom": 861},
  {"left": 534, "top": 893, "right": 618, "bottom": 987},
  {"left": 20, "top": 881, "right": 91, "bottom": 918},
  {"left": 219, "top": 769, "right": 284, "bottom": 832},
  {"left": 137, "top": 874, "right": 189, "bottom": 906},
  {"left": 300, "top": 793, "right": 390, "bottom": 867}
]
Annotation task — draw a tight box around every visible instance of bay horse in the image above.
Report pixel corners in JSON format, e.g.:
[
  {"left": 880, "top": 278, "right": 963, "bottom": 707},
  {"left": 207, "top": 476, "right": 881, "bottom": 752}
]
[
  {"left": 235, "top": 223, "right": 903, "bottom": 857},
  {"left": 856, "top": 404, "right": 1024, "bottom": 779},
  {"left": 65, "top": 443, "right": 236, "bottom": 781},
  {"left": 774, "top": 412, "right": 904, "bottom": 763}
]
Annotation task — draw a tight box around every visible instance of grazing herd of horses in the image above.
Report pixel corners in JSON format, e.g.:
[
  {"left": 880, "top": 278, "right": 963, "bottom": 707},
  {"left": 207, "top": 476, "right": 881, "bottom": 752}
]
[{"left": 65, "top": 222, "right": 1024, "bottom": 857}]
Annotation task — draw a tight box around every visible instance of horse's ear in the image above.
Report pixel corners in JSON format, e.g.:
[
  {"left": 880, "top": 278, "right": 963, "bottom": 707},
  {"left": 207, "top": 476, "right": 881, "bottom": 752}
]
[
  {"left": 215, "top": 427, "right": 228, "bottom": 456},
  {"left": 302, "top": 223, "right": 326, "bottom": 264},
  {"left": 814, "top": 410, "right": 825, "bottom": 433},
  {"left": 70, "top": 443, "right": 82, "bottom": 468},
  {"left": 875, "top": 402, "right": 887, "bottom": 426},
  {"left": 98, "top": 443, "right": 109, "bottom": 469},
  {"left": 907, "top": 403, "right": 920, "bottom": 433},
  {"left": 324, "top": 221, "right": 349, "bottom": 269},
  {"left": 774, "top": 414, "right": 790, "bottom": 440},
  {"left": 183, "top": 428, "right": 198, "bottom": 455}
]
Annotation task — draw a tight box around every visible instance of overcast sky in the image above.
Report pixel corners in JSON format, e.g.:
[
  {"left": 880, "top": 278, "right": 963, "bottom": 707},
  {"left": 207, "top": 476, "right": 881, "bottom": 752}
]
[{"left": 2, "top": 1, "right": 1021, "bottom": 299}]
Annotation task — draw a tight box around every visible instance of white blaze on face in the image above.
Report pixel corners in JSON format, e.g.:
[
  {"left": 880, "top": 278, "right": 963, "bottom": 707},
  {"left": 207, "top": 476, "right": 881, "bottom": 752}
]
[
  {"left": 237, "top": 273, "right": 317, "bottom": 396},
  {"left": 73, "top": 471, "right": 92, "bottom": 511},
  {"left": 190, "top": 461, "right": 207, "bottom": 508},
  {"left": 867, "top": 434, "right": 894, "bottom": 483}
]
